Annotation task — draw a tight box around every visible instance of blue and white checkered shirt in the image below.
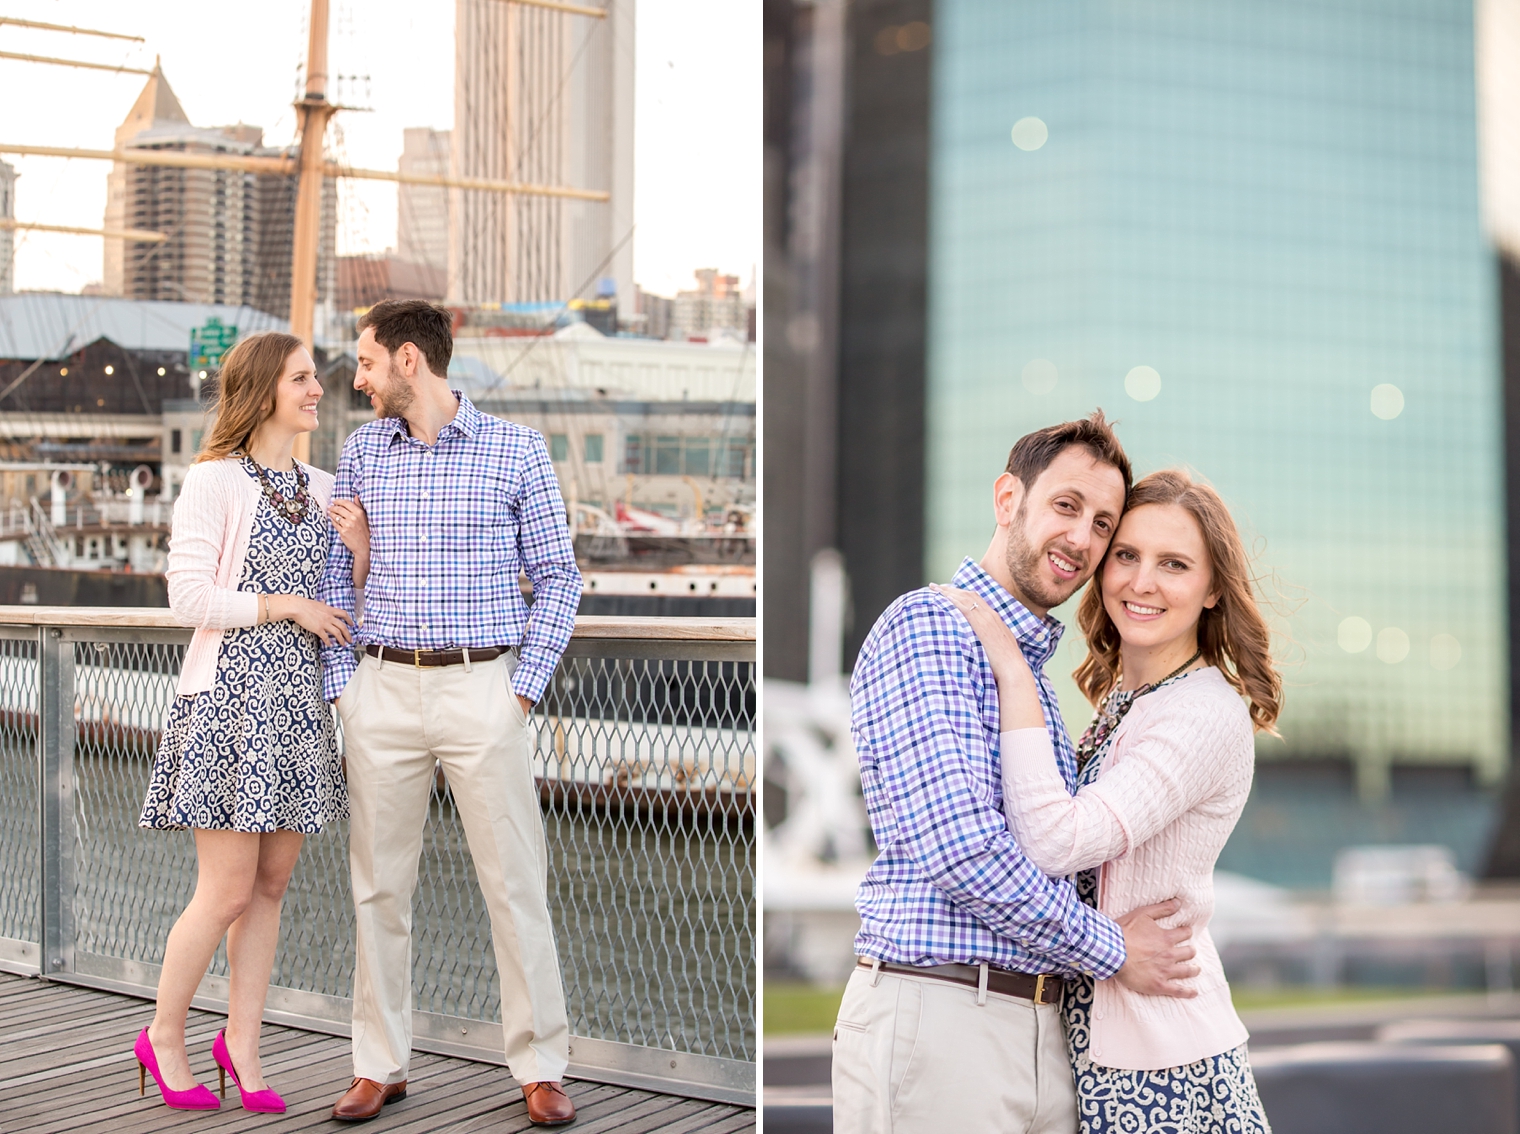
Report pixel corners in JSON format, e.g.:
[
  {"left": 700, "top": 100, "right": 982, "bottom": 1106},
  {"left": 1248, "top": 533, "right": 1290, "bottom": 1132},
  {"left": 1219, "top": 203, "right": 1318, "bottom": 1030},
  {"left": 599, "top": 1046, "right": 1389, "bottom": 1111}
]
[
  {"left": 850, "top": 558, "right": 1127, "bottom": 977},
  {"left": 317, "top": 392, "right": 581, "bottom": 704}
]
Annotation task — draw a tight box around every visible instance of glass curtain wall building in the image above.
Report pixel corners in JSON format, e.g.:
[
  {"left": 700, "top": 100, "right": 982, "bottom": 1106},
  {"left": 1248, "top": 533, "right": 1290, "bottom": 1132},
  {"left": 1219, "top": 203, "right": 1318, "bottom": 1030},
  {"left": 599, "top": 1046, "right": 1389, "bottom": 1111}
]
[{"left": 927, "top": 1, "right": 1506, "bottom": 801}]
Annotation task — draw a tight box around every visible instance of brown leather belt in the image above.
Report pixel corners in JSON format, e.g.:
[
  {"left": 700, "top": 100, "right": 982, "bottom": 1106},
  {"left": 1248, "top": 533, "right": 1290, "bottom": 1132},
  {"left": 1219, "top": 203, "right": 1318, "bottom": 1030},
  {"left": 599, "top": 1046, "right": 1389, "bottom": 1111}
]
[
  {"left": 365, "top": 645, "right": 511, "bottom": 668},
  {"left": 857, "top": 958, "right": 1065, "bottom": 1005}
]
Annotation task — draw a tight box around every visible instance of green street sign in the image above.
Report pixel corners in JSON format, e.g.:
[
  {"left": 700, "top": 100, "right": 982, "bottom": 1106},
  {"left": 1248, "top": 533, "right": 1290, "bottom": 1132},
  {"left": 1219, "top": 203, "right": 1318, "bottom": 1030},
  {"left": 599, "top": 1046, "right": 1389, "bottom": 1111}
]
[{"left": 188, "top": 317, "right": 239, "bottom": 369}]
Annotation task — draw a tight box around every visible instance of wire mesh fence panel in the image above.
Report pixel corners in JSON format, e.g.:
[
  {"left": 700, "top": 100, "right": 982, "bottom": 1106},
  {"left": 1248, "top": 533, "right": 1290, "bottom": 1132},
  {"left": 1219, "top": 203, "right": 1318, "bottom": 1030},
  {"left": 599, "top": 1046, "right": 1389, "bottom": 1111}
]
[
  {"left": 538, "top": 653, "right": 755, "bottom": 1062},
  {"left": 0, "top": 636, "right": 39, "bottom": 946},
  {"left": 46, "top": 630, "right": 754, "bottom": 1066},
  {"left": 70, "top": 639, "right": 201, "bottom": 971},
  {"left": 407, "top": 649, "right": 757, "bottom": 1061}
]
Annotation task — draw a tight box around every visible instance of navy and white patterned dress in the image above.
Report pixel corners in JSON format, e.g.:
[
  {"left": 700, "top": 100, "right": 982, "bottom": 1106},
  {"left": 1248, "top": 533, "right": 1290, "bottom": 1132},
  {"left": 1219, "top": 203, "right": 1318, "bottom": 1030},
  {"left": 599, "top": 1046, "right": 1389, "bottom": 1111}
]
[
  {"left": 1063, "top": 676, "right": 1272, "bottom": 1134},
  {"left": 139, "top": 460, "right": 347, "bottom": 833}
]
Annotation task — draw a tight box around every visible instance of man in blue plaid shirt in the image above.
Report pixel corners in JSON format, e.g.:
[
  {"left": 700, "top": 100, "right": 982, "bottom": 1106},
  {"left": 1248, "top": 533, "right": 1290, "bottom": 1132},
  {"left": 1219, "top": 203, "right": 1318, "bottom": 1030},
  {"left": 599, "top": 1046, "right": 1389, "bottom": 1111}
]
[
  {"left": 832, "top": 412, "right": 1199, "bottom": 1134},
  {"left": 318, "top": 300, "right": 578, "bottom": 1128}
]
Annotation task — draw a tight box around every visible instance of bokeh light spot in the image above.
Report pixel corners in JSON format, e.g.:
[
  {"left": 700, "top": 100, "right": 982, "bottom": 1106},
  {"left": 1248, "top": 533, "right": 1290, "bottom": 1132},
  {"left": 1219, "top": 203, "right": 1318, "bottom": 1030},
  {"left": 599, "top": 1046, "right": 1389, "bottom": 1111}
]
[
  {"left": 1429, "top": 633, "right": 1462, "bottom": 671},
  {"left": 1011, "top": 117, "right": 1048, "bottom": 150},
  {"left": 1022, "top": 358, "right": 1058, "bottom": 395},
  {"left": 1338, "top": 616, "right": 1372, "bottom": 653},
  {"left": 1124, "top": 365, "right": 1161, "bottom": 402},
  {"left": 1376, "top": 626, "right": 1410, "bottom": 664},
  {"left": 1371, "top": 383, "right": 1404, "bottom": 420}
]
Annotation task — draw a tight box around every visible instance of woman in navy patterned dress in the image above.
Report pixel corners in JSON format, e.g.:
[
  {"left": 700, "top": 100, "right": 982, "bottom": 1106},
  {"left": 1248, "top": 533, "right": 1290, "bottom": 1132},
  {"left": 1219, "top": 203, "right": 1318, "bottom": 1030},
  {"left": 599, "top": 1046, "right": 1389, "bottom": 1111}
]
[{"left": 132, "top": 332, "right": 369, "bottom": 1112}]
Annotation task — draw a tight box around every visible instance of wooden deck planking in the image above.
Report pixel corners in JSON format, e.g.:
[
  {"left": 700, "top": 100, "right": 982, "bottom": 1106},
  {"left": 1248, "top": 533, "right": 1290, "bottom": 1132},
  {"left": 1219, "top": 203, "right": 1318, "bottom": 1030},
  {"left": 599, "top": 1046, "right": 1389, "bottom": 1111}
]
[{"left": 0, "top": 972, "right": 753, "bottom": 1133}]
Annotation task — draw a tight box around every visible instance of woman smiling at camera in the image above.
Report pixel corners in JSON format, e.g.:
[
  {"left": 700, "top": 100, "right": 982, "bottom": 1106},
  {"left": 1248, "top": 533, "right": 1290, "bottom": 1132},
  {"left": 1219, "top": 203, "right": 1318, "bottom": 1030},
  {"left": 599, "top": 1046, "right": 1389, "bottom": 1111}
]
[
  {"left": 133, "top": 332, "right": 371, "bottom": 1113},
  {"left": 936, "top": 469, "right": 1282, "bottom": 1134}
]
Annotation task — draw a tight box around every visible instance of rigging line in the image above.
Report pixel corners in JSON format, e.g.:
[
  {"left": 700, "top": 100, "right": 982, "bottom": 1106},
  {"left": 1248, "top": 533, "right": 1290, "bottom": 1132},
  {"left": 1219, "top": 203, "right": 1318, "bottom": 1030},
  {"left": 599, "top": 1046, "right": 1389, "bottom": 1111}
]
[
  {"left": 507, "top": 3, "right": 598, "bottom": 185},
  {"left": 0, "top": 50, "right": 152, "bottom": 75},
  {"left": 396, "top": 151, "right": 447, "bottom": 275},
  {"left": 117, "top": 349, "right": 153, "bottom": 416},
  {"left": 449, "top": 0, "right": 599, "bottom": 302},
  {"left": 708, "top": 337, "right": 754, "bottom": 487},
  {"left": 0, "top": 16, "right": 145, "bottom": 42},
  {"left": 483, "top": 221, "right": 635, "bottom": 392}
]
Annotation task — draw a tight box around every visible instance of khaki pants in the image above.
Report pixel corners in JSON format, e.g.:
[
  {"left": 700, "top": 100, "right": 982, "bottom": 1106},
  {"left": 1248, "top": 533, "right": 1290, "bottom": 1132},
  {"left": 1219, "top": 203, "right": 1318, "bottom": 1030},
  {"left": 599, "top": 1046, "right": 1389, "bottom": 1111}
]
[
  {"left": 831, "top": 965, "right": 1077, "bottom": 1134},
  {"left": 339, "top": 651, "right": 570, "bottom": 1086}
]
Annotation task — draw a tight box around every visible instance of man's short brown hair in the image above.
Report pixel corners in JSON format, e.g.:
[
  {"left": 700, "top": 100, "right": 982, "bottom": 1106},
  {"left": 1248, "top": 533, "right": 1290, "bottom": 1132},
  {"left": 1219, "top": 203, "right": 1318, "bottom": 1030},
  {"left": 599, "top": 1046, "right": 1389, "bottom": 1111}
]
[
  {"left": 357, "top": 299, "right": 454, "bottom": 379},
  {"left": 1005, "top": 409, "right": 1132, "bottom": 495}
]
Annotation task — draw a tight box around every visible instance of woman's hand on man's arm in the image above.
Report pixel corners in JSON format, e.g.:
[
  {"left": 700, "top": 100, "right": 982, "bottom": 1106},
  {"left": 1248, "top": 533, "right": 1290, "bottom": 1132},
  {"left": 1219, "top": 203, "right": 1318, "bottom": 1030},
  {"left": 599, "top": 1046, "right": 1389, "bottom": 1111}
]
[
  {"left": 266, "top": 595, "right": 354, "bottom": 646},
  {"left": 328, "top": 498, "right": 370, "bottom": 587}
]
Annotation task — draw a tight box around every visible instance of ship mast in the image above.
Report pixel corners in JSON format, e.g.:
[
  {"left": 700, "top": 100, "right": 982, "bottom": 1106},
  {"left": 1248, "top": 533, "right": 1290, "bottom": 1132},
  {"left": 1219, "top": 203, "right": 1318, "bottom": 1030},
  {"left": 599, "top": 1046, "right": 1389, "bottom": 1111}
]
[
  {"left": 0, "top": 0, "right": 613, "bottom": 466},
  {"left": 290, "top": 0, "right": 333, "bottom": 463}
]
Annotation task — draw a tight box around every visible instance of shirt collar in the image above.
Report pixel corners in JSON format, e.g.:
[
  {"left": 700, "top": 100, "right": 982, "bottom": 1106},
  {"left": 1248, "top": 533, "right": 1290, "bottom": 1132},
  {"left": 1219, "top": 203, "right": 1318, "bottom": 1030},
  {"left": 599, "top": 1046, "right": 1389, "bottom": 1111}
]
[
  {"left": 950, "top": 557, "right": 1065, "bottom": 668},
  {"left": 387, "top": 390, "right": 479, "bottom": 445}
]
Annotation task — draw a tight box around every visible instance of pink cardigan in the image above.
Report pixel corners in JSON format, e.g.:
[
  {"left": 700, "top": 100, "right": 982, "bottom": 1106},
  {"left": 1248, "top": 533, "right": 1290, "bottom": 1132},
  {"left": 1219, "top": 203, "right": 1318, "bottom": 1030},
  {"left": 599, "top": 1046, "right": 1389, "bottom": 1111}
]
[
  {"left": 165, "top": 457, "right": 335, "bottom": 695},
  {"left": 1000, "top": 666, "right": 1253, "bottom": 1071}
]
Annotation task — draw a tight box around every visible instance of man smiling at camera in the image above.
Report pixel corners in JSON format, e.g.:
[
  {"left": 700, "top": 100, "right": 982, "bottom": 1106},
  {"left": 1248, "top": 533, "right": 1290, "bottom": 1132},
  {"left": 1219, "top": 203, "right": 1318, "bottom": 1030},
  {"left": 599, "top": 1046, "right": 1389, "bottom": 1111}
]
[{"left": 832, "top": 411, "right": 1199, "bottom": 1134}]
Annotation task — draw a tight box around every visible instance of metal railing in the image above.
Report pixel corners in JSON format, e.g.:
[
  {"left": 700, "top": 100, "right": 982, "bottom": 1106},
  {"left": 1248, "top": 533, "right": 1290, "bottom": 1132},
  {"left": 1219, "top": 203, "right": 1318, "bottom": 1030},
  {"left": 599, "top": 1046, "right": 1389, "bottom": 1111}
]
[{"left": 0, "top": 608, "right": 755, "bottom": 1105}]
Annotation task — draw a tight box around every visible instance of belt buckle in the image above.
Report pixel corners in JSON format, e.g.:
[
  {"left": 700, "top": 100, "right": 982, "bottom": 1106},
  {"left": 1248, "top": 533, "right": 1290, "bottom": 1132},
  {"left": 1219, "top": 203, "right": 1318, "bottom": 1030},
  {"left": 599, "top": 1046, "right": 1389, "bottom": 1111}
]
[
  {"left": 1034, "top": 973, "right": 1047, "bottom": 1003},
  {"left": 414, "top": 648, "right": 422, "bottom": 669}
]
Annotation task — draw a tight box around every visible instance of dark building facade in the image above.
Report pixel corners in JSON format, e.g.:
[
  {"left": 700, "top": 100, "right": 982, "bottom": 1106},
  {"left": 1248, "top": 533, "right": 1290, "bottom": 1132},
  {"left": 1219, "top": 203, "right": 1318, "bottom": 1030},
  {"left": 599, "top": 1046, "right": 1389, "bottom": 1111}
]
[
  {"left": 763, "top": 0, "right": 932, "bottom": 682},
  {"left": 0, "top": 338, "right": 189, "bottom": 417}
]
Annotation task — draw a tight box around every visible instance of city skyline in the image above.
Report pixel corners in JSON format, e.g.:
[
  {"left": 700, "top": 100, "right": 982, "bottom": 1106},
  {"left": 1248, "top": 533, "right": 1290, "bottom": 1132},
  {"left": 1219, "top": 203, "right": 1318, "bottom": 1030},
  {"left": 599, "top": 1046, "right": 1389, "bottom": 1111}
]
[{"left": 0, "top": 0, "right": 757, "bottom": 300}]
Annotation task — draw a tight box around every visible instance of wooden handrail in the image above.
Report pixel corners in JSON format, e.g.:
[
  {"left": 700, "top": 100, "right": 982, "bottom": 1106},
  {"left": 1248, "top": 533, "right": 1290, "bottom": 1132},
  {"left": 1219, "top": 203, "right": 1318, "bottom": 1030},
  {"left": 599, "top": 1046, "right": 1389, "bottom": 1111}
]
[{"left": 0, "top": 606, "right": 755, "bottom": 641}]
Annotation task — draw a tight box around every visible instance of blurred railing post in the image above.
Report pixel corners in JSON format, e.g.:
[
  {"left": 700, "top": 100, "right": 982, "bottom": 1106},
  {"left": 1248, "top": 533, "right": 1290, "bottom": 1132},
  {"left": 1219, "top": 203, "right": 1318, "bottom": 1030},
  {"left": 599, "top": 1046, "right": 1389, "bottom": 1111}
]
[{"left": 37, "top": 626, "right": 75, "bottom": 977}]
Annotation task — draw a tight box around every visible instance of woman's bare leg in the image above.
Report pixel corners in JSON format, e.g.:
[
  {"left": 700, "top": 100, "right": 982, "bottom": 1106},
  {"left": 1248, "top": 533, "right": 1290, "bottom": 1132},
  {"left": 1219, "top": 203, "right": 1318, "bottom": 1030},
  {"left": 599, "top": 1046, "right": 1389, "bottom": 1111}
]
[
  {"left": 148, "top": 829, "right": 261, "bottom": 1092},
  {"left": 222, "top": 830, "right": 305, "bottom": 1091}
]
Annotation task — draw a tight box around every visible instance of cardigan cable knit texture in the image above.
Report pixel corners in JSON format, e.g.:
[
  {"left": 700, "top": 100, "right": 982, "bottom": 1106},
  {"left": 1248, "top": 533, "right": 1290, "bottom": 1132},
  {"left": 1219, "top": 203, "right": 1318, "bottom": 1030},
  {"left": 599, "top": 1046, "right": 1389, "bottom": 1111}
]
[
  {"left": 1000, "top": 666, "right": 1254, "bottom": 1071},
  {"left": 165, "top": 457, "right": 334, "bottom": 696}
]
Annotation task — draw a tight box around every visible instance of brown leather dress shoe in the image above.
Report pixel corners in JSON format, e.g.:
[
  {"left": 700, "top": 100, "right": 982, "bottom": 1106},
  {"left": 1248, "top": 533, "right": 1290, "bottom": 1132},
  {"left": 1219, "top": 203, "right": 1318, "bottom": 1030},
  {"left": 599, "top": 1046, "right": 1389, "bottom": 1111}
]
[
  {"left": 522, "top": 1081, "right": 576, "bottom": 1126},
  {"left": 331, "top": 1077, "right": 408, "bottom": 1122}
]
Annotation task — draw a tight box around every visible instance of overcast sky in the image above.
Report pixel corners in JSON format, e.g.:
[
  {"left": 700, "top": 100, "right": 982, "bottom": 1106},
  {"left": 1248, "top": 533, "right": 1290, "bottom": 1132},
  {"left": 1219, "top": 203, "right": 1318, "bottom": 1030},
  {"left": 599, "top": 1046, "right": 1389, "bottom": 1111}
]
[{"left": 0, "top": 0, "right": 758, "bottom": 298}]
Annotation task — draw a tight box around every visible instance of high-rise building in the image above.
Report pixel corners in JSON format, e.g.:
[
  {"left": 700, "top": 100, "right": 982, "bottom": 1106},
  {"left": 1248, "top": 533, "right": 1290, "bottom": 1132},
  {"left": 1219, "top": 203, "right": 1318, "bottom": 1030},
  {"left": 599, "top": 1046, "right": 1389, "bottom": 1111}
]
[
  {"left": 450, "top": 0, "right": 635, "bottom": 309},
  {"left": 249, "top": 142, "right": 338, "bottom": 325},
  {"left": 771, "top": 0, "right": 1512, "bottom": 871},
  {"left": 925, "top": 1, "right": 1503, "bottom": 795},
  {"left": 671, "top": 269, "right": 748, "bottom": 340},
  {"left": 102, "top": 66, "right": 336, "bottom": 321},
  {"left": 1478, "top": 0, "right": 1520, "bottom": 872},
  {"left": 632, "top": 284, "right": 673, "bottom": 339},
  {"left": 0, "top": 159, "right": 14, "bottom": 296},
  {"left": 764, "top": 0, "right": 930, "bottom": 682},
  {"left": 397, "top": 127, "right": 450, "bottom": 277}
]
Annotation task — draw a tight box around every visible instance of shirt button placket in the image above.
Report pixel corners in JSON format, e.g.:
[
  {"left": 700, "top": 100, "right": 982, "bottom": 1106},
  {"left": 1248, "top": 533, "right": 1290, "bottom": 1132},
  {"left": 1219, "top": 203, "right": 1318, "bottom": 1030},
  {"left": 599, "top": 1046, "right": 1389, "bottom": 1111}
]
[{"left": 421, "top": 447, "right": 432, "bottom": 642}]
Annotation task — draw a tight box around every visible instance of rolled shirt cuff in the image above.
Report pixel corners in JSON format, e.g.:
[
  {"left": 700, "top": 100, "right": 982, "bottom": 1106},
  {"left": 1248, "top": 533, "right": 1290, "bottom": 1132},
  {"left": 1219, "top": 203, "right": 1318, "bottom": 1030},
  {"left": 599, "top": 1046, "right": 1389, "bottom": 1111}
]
[
  {"left": 510, "top": 654, "right": 555, "bottom": 704},
  {"left": 322, "top": 649, "right": 358, "bottom": 703}
]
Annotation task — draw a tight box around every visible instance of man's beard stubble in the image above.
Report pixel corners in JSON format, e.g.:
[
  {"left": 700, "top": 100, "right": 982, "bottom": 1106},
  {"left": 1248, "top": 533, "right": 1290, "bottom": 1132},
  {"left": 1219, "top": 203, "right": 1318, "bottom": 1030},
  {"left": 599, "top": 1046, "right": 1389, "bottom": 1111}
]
[
  {"left": 373, "top": 359, "right": 416, "bottom": 419},
  {"left": 1003, "top": 500, "right": 1088, "bottom": 612}
]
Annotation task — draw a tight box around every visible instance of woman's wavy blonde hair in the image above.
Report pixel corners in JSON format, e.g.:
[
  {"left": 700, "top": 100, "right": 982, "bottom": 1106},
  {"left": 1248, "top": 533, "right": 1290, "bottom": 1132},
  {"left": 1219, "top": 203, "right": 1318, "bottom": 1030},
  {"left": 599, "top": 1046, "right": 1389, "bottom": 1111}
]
[
  {"left": 1073, "top": 469, "right": 1282, "bottom": 734},
  {"left": 194, "top": 331, "right": 306, "bottom": 463}
]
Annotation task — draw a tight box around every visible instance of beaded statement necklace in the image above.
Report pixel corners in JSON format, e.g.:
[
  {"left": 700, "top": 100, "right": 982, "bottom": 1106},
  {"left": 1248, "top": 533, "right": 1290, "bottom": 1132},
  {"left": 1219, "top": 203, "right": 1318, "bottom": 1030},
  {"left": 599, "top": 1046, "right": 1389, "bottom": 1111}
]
[
  {"left": 239, "top": 453, "right": 312, "bottom": 524},
  {"left": 1074, "top": 650, "right": 1202, "bottom": 774}
]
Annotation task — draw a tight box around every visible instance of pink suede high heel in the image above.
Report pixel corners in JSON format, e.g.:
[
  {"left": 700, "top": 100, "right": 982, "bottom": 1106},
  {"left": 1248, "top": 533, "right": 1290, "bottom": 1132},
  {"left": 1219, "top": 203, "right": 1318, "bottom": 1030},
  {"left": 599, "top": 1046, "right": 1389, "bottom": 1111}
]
[
  {"left": 213, "top": 1029, "right": 287, "bottom": 1113},
  {"left": 135, "top": 1027, "right": 220, "bottom": 1110}
]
